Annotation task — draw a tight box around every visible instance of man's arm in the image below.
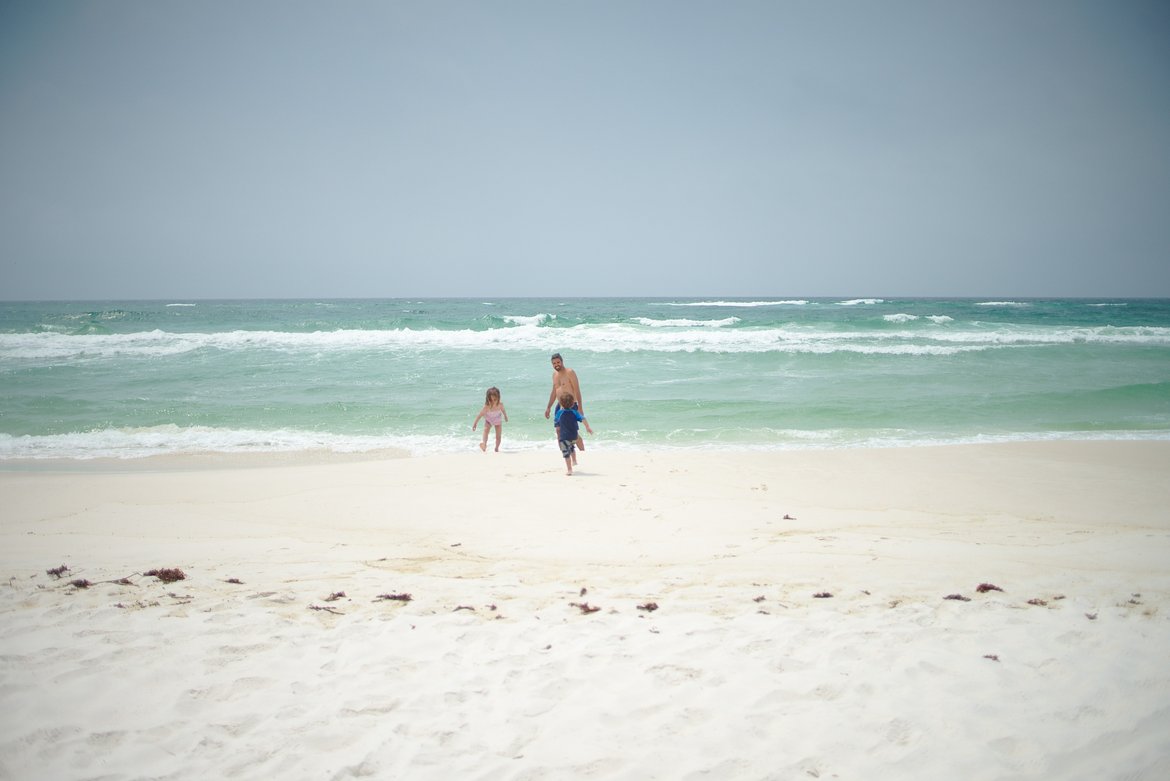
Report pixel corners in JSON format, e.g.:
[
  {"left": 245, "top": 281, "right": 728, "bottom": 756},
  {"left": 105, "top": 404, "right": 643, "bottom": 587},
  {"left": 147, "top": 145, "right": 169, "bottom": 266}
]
[{"left": 545, "top": 373, "right": 557, "bottom": 418}]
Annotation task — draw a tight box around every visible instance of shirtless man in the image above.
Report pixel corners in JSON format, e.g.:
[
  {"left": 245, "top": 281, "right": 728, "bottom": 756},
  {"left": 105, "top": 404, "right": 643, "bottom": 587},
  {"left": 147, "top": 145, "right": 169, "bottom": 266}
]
[{"left": 544, "top": 352, "right": 585, "bottom": 451}]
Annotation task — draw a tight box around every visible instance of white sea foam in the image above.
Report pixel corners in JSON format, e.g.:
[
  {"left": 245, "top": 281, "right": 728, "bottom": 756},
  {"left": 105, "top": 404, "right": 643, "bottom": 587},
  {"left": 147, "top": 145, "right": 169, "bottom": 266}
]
[
  {"left": 0, "top": 426, "right": 548, "bottom": 460},
  {"left": 165, "top": 303, "right": 196, "bottom": 307},
  {"left": 634, "top": 317, "right": 741, "bottom": 327},
  {"left": 6, "top": 425, "right": 1166, "bottom": 460},
  {"left": 837, "top": 299, "right": 884, "bottom": 306},
  {"left": 884, "top": 313, "right": 953, "bottom": 324},
  {"left": 4, "top": 323, "right": 1170, "bottom": 361},
  {"left": 660, "top": 300, "right": 808, "bottom": 307},
  {"left": 501, "top": 313, "right": 555, "bottom": 326},
  {"left": 976, "top": 301, "right": 1030, "bottom": 307}
]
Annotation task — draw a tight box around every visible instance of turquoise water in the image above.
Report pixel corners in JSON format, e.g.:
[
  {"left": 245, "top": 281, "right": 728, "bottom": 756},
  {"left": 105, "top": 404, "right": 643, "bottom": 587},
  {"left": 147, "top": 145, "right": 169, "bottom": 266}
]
[{"left": 1, "top": 297, "right": 1168, "bottom": 458}]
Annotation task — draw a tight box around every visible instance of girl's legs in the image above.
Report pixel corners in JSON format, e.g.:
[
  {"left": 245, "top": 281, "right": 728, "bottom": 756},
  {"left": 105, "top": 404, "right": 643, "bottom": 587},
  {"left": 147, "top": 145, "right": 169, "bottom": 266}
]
[
  {"left": 494, "top": 425, "right": 503, "bottom": 452},
  {"left": 480, "top": 424, "right": 490, "bottom": 452}
]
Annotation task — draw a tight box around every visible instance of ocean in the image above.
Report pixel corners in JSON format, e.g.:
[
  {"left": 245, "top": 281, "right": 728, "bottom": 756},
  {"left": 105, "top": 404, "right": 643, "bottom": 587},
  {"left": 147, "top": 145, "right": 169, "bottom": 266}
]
[{"left": 2, "top": 297, "right": 1168, "bottom": 459}]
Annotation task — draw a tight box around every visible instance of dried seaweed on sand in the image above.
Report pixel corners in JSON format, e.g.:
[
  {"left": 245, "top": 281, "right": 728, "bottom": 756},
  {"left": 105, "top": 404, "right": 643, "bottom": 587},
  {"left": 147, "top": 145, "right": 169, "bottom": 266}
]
[
  {"left": 309, "top": 604, "right": 344, "bottom": 615},
  {"left": 144, "top": 568, "right": 186, "bottom": 583}
]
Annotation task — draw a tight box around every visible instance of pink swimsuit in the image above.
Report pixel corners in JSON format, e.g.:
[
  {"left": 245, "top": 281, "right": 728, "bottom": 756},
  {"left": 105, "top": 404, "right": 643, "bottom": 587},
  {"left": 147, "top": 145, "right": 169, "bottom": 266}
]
[{"left": 484, "top": 409, "right": 503, "bottom": 426}]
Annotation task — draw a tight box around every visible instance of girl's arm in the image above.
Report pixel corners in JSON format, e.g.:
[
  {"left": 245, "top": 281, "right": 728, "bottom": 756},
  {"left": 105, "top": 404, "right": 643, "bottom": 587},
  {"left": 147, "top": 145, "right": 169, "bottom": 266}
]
[
  {"left": 501, "top": 404, "right": 509, "bottom": 423},
  {"left": 472, "top": 406, "right": 486, "bottom": 430}
]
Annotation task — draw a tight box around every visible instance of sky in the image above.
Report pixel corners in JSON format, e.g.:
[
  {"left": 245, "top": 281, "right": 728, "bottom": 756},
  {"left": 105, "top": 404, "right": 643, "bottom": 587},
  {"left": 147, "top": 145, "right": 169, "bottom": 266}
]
[{"left": 2, "top": 0, "right": 1169, "bottom": 300}]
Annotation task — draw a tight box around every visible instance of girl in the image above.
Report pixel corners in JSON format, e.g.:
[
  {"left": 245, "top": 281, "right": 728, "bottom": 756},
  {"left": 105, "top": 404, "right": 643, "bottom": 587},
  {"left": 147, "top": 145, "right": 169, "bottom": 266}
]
[{"left": 472, "top": 386, "right": 508, "bottom": 452}]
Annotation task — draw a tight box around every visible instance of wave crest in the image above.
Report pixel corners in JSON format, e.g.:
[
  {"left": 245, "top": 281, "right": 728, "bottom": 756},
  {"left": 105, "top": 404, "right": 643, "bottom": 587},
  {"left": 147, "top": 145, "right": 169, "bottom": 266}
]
[
  {"left": 4, "top": 323, "right": 1169, "bottom": 360},
  {"left": 634, "top": 317, "right": 741, "bottom": 328},
  {"left": 660, "top": 300, "right": 808, "bottom": 307},
  {"left": 501, "top": 313, "right": 556, "bottom": 326}
]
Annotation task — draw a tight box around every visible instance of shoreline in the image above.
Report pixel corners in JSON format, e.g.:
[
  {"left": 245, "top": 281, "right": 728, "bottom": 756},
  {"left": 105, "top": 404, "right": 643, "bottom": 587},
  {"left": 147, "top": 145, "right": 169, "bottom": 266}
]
[
  {"left": 4, "top": 433, "right": 1170, "bottom": 472},
  {"left": 2, "top": 440, "right": 1168, "bottom": 778}
]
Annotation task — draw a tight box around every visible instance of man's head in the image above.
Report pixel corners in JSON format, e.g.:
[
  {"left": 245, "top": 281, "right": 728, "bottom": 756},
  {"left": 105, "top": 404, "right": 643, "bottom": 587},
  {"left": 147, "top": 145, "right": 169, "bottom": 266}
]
[{"left": 551, "top": 353, "right": 564, "bottom": 371}]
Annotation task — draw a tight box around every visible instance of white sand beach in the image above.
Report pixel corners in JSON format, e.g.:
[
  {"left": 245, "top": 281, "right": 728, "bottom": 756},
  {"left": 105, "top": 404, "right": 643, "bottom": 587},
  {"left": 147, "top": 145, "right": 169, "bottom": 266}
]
[{"left": 2, "top": 441, "right": 1169, "bottom": 780}]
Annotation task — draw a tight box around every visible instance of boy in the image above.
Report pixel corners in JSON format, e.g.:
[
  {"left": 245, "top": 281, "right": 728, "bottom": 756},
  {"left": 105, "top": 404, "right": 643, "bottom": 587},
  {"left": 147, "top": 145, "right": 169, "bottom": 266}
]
[{"left": 553, "top": 391, "right": 593, "bottom": 475}]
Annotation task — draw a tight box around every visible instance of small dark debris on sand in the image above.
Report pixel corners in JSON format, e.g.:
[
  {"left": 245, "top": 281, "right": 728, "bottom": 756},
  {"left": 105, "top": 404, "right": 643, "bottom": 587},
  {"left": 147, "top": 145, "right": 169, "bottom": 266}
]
[
  {"left": 309, "top": 604, "right": 344, "bottom": 615},
  {"left": 225, "top": 578, "right": 244, "bottom": 585},
  {"left": 945, "top": 594, "right": 972, "bottom": 602},
  {"left": 783, "top": 514, "right": 796, "bottom": 520},
  {"left": 454, "top": 605, "right": 476, "bottom": 612},
  {"left": 1085, "top": 612, "right": 1098, "bottom": 620},
  {"left": 753, "top": 595, "right": 766, "bottom": 603},
  {"left": 70, "top": 579, "right": 92, "bottom": 589},
  {"left": 145, "top": 568, "right": 186, "bottom": 583},
  {"left": 976, "top": 583, "right": 1004, "bottom": 593},
  {"left": 638, "top": 602, "right": 659, "bottom": 612},
  {"left": 570, "top": 602, "right": 601, "bottom": 614},
  {"left": 1027, "top": 598, "right": 1048, "bottom": 607},
  {"left": 47, "top": 565, "right": 71, "bottom": 579},
  {"left": 325, "top": 591, "right": 346, "bottom": 602},
  {"left": 376, "top": 593, "right": 412, "bottom": 602},
  {"left": 983, "top": 654, "right": 1000, "bottom": 662},
  {"left": 813, "top": 592, "right": 833, "bottom": 599}
]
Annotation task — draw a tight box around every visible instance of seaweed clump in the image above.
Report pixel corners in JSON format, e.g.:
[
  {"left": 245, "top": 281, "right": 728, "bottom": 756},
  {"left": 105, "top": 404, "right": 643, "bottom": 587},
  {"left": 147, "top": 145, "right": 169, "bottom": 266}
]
[{"left": 145, "top": 568, "right": 186, "bottom": 583}]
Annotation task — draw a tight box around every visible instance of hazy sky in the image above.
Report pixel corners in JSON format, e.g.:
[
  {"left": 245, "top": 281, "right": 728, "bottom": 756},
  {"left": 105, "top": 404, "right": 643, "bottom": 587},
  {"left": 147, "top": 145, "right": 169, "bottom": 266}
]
[{"left": 2, "top": 0, "right": 1168, "bottom": 300}]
